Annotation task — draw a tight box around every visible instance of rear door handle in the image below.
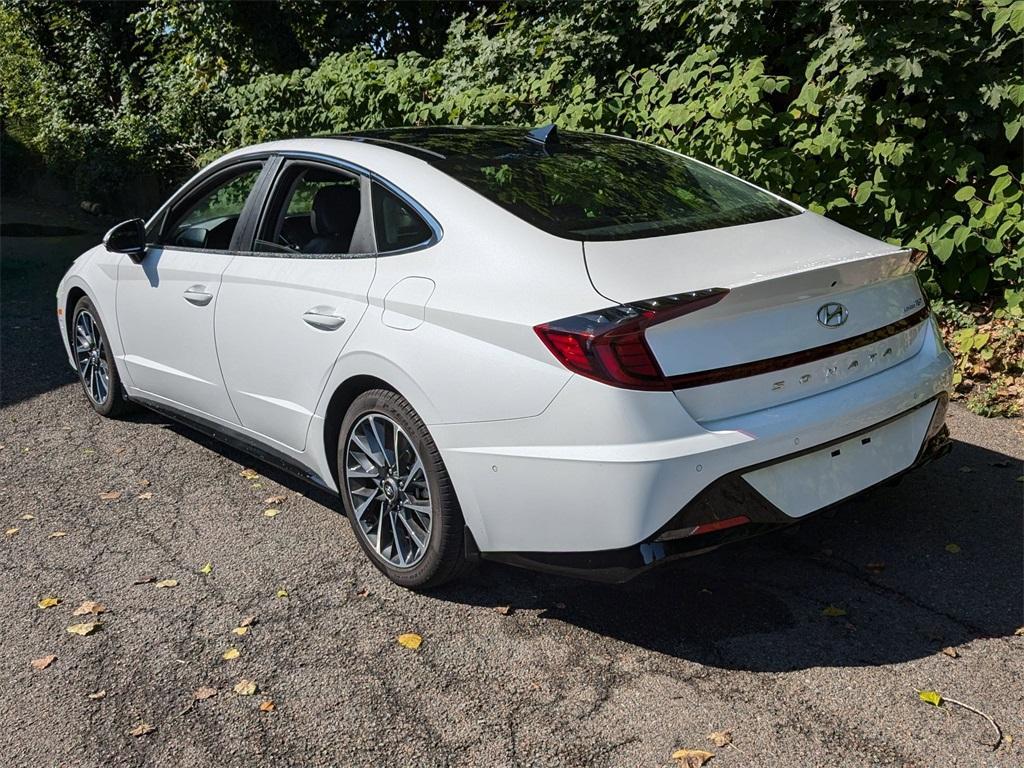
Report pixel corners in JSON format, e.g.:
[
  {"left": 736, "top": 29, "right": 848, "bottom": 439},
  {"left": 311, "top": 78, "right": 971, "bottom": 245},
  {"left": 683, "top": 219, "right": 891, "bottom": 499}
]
[
  {"left": 302, "top": 307, "right": 346, "bottom": 331},
  {"left": 183, "top": 285, "right": 214, "bottom": 306}
]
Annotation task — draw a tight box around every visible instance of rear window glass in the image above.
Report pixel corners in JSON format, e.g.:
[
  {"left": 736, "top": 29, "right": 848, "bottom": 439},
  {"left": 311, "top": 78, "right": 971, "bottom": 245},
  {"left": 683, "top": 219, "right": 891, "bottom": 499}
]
[
  {"left": 435, "top": 134, "right": 798, "bottom": 241},
  {"left": 371, "top": 183, "right": 434, "bottom": 252}
]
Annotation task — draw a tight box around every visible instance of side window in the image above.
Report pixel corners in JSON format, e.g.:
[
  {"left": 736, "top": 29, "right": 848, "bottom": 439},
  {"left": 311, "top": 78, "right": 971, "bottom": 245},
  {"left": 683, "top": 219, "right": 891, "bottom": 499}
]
[
  {"left": 254, "top": 165, "right": 363, "bottom": 255},
  {"left": 163, "top": 165, "right": 262, "bottom": 250},
  {"left": 371, "top": 182, "right": 434, "bottom": 253}
]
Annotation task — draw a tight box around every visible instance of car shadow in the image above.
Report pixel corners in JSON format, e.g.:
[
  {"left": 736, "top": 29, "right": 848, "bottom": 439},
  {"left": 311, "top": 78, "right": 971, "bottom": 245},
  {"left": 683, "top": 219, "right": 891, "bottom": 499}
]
[{"left": 133, "top": 410, "right": 1023, "bottom": 673}]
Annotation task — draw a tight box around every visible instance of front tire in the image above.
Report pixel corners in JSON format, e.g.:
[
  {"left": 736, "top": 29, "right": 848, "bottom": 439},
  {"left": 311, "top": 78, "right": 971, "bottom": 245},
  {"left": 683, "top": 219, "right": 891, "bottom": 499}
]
[
  {"left": 338, "top": 389, "right": 473, "bottom": 589},
  {"left": 71, "top": 297, "right": 130, "bottom": 418}
]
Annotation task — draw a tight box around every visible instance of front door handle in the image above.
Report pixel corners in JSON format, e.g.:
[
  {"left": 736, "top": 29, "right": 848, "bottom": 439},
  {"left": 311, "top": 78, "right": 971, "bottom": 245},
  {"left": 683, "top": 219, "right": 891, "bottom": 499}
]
[
  {"left": 183, "top": 285, "right": 214, "bottom": 306},
  {"left": 302, "top": 307, "right": 346, "bottom": 331}
]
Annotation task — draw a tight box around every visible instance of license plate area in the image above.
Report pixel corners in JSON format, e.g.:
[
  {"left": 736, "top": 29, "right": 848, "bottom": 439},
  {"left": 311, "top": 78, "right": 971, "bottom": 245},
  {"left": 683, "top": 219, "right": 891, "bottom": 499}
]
[{"left": 741, "top": 402, "right": 936, "bottom": 518}]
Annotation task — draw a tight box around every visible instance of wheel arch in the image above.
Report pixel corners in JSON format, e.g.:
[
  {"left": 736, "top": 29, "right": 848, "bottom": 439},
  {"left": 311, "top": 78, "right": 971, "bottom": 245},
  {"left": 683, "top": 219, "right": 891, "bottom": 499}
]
[
  {"left": 65, "top": 286, "right": 88, "bottom": 347},
  {"left": 321, "top": 374, "right": 397, "bottom": 487}
]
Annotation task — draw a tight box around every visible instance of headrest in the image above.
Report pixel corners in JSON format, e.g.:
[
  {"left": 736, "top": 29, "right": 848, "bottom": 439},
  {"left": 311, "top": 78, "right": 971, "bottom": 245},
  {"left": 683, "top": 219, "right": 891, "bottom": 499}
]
[{"left": 311, "top": 185, "right": 360, "bottom": 236}]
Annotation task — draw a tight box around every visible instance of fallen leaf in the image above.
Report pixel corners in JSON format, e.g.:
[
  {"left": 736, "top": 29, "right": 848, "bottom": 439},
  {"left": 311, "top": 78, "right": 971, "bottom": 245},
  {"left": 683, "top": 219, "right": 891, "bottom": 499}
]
[
  {"left": 239, "top": 469, "right": 259, "bottom": 480},
  {"left": 1015, "top": 627, "right": 1024, "bottom": 636},
  {"left": 136, "top": 492, "right": 153, "bottom": 500},
  {"left": 20, "top": 513, "right": 34, "bottom": 520},
  {"left": 233, "top": 679, "right": 257, "bottom": 696},
  {"left": 128, "top": 722, "right": 155, "bottom": 737},
  {"left": 251, "top": 483, "right": 264, "bottom": 490},
  {"left": 222, "top": 647, "right": 240, "bottom": 660},
  {"left": 67, "top": 621, "right": 102, "bottom": 636},
  {"left": 865, "top": 562, "right": 885, "bottom": 573},
  {"left": 99, "top": 491, "right": 121, "bottom": 501},
  {"left": 276, "top": 588, "right": 288, "bottom": 599},
  {"left": 263, "top": 508, "right": 280, "bottom": 518},
  {"left": 199, "top": 562, "right": 212, "bottom": 575},
  {"left": 919, "top": 689, "right": 944, "bottom": 707},
  {"left": 355, "top": 588, "right": 370, "bottom": 598},
  {"left": 822, "top": 605, "right": 847, "bottom": 617},
  {"left": 957, "top": 466, "right": 975, "bottom": 473},
  {"left": 194, "top": 686, "right": 217, "bottom": 701},
  {"left": 945, "top": 543, "right": 961, "bottom": 554},
  {"left": 259, "top": 699, "right": 275, "bottom": 712},
  {"left": 140, "top": 479, "right": 150, "bottom": 487},
  {"left": 941, "top": 646, "right": 959, "bottom": 658},
  {"left": 5, "top": 527, "right": 18, "bottom": 537},
  {"left": 397, "top": 633, "right": 423, "bottom": 650},
  {"left": 155, "top": 579, "right": 178, "bottom": 589},
  {"left": 671, "top": 748, "right": 714, "bottom": 767},
  {"left": 494, "top": 605, "right": 512, "bottom": 616},
  {"left": 239, "top": 615, "right": 256, "bottom": 628},
  {"left": 231, "top": 626, "right": 249, "bottom": 636},
  {"left": 264, "top": 495, "right": 286, "bottom": 505},
  {"left": 72, "top": 600, "right": 106, "bottom": 616},
  {"left": 132, "top": 576, "right": 156, "bottom": 585},
  {"left": 48, "top": 531, "right": 67, "bottom": 539},
  {"left": 708, "top": 730, "right": 732, "bottom": 748},
  {"left": 31, "top": 655, "right": 57, "bottom": 670},
  {"left": 87, "top": 689, "right": 106, "bottom": 700},
  {"left": 37, "top": 597, "right": 61, "bottom": 609}
]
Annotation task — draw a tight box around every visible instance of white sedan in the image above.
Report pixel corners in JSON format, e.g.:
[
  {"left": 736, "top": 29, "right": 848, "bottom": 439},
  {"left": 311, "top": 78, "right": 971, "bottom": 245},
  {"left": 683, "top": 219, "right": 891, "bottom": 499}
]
[{"left": 57, "top": 125, "right": 954, "bottom": 588}]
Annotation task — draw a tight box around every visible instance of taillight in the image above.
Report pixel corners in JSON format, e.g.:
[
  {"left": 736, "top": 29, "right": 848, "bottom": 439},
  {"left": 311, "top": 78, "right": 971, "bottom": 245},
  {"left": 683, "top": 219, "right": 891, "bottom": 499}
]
[{"left": 534, "top": 288, "right": 728, "bottom": 390}]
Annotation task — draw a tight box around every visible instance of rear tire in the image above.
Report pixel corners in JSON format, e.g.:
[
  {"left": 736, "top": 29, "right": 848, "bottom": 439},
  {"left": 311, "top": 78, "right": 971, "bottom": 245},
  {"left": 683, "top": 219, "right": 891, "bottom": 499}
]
[
  {"left": 71, "top": 297, "right": 130, "bottom": 418},
  {"left": 337, "top": 389, "right": 474, "bottom": 589}
]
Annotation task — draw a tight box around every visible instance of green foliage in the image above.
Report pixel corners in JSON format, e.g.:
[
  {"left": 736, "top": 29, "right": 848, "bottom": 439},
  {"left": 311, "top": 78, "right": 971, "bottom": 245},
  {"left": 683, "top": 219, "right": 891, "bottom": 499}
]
[{"left": 2, "top": 0, "right": 1021, "bottom": 308}]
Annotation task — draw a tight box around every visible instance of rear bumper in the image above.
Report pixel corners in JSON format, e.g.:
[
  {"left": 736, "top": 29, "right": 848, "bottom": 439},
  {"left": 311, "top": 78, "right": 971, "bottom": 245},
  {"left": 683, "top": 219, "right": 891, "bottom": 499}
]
[{"left": 483, "top": 404, "right": 951, "bottom": 582}]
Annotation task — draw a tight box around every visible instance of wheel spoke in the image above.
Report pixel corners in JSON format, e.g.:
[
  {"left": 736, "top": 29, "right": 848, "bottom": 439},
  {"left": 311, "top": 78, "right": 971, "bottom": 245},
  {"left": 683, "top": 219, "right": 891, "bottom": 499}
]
[{"left": 401, "top": 455, "right": 424, "bottom": 491}]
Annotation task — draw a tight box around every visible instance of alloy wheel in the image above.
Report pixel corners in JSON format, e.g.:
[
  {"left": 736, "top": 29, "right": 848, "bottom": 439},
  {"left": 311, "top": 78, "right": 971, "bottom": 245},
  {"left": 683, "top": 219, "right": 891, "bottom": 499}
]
[
  {"left": 345, "top": 413, "right": 432, "bottom": 569},
  {"left": 74, "top": 310, "right": 110, "bottom": 405}
]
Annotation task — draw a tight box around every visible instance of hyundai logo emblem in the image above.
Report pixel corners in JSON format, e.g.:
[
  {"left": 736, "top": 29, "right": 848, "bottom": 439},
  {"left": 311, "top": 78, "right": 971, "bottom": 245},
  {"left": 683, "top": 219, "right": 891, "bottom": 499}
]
[{"left": 817, "top": 302, "right": 848, "bottom": 328}]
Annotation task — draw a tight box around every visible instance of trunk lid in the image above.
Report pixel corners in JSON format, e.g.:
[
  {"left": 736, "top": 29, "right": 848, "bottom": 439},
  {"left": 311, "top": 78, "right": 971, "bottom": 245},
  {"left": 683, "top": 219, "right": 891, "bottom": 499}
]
[{"left": 582, "top": 211, "right": 930, "bottom": 421}]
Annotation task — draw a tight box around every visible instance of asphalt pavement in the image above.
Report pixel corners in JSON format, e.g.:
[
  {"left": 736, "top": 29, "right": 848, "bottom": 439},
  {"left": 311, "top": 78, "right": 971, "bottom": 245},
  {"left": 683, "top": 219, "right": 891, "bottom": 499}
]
[{"left": 2, "top": 196, "right": 1022, "bottom": 767}]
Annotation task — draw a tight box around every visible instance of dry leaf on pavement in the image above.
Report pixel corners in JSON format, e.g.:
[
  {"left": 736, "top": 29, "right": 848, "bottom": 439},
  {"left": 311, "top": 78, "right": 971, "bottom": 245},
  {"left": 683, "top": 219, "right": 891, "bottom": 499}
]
[
  {"left": 822, "top": 605, "right": 847, "bottom": 617},
  {"left": 136, "top": 492, "right": 153, "bottom": 500},
  {"left": 67, "top": 621, "right": 102, "bottom": 636},
  {"left": 31, "top": 655, "right": 57, "bottom": 670},
  {"left": 263, "top": 508, "right": 280, "bottom": 518},
  {"left": 708, "top": 730, "right": 732, "bottom": 747},
  {"left": 72, "top": 600, "right": 106, "bottom": 616},
  {"left": 259, "top": 699, "right": 275, "bottom": 712},
  {"left": 133, "top": 576, "right": 156, "bottom": 585},
  {"left": 1014, "top": 626, "right": 1024, "bottom": 636},
  {"left": 239, "top": 469, "right": 259, "bottom": 480},
  {"left": 194, "top": 686, "right": 217, "bottom": 701},
  {"left": 199, "top": 562, "right": 212, "bottom": 575},
  {"left": 37, "top": 597, "right": 60, "bottom": 609},
  {"left": 397, "top": 633, "right": 423, "bottom": 650},
  {"left": 264, "top": 495, "right": 286, "bottom": 505},
  {"left": 222, "top": 648, "right": 240, "bottom": 660},
  {"left": 276, "top": 588, "right": 288, "bottom": 598},
  {"left": 5, "top": 527, "right": 18, "bottom": 537},
  {"left": 87, "top": 690, "right": 106, "bottom": 700},
  {"left": 495, "top": 605, "right": 512, "bottom": 616},
  {"left": 129, "top": 722, "right": 155, "bottom": 737},
  {"left": 941, "top": 646, "right": 959, "bottom": 658},
  {"left": 155, "top": 579, "right": 178, "bottom": 589},
  {"left": 48, "top": 531, "right": 67, "bottom": 539},
  {"left": 671, "top": 748, "right": 714, "bottom": 767},
  {"left": 20, "top": 513, "right": 34, "bottom": 520},
  {"left": 99, "top": 491, "right": 122, "bottom": 501},
  {"left": 239, "top": 615, "right": 256, "bottom": 628},
  {"left": 945, "top": 543, "right": 961, "bottom": 553},
  {"left": 919, "top": 689, "right": 944, "bottom": 706},
  {"left": 231, "top": 626, "right": 248, "bottom": 636},
  {"left": 233, "top": 679, "right": 257, "bottom": 696}
]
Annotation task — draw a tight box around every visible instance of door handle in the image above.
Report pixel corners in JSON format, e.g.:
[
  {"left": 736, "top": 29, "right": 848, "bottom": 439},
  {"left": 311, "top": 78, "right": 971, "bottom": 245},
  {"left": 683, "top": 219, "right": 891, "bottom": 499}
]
[
  {"left": 302, "top": 307, "right": 346, "bottom": 331},
  {"left": 183, "top": 285, "right": 214, "bottom": 306}
]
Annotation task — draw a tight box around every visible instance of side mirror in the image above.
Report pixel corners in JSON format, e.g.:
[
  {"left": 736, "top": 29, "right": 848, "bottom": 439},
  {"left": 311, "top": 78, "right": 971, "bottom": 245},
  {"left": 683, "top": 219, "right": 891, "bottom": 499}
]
[{"left": 103, "top": 218, "right": 147, "bottom": 261}]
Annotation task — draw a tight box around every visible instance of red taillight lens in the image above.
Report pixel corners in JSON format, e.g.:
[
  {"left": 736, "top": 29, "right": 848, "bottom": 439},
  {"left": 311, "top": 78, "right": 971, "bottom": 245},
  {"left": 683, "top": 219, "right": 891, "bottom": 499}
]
[{"left": 534, "top": 288, "right": 728, "bottom": 390}]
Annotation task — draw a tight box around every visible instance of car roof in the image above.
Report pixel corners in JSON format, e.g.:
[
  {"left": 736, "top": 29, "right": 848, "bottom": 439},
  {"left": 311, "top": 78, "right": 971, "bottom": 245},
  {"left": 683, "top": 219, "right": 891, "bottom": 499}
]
[{"left": 329, "top": 125, "right": 620, "bottom": 163}]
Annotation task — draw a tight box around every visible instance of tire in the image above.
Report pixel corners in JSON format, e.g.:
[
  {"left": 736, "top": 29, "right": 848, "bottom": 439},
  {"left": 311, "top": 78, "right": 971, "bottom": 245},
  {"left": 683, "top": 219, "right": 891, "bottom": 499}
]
[
  {"left": 71, "top": 296, "right": 130, "bottom": 418},
  {"left": 337, "top": 388, "right": 473, "bottom": 589}
]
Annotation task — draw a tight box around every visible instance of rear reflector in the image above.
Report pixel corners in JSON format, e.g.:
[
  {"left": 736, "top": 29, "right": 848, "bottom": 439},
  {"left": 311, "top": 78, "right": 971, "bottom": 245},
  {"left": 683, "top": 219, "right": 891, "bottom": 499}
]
[
  {"left": 657, "top": 514, "right": 751, "bottom": 541},
  {"left": 534, "top": 288, "right": 728, "bottom": 390}
]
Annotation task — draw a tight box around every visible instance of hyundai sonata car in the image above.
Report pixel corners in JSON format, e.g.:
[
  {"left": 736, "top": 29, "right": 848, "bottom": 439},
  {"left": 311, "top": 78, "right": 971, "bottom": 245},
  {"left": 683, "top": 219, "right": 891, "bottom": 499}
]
[{"left": 57, "top": 125, "right": 954, "bottom": 588}]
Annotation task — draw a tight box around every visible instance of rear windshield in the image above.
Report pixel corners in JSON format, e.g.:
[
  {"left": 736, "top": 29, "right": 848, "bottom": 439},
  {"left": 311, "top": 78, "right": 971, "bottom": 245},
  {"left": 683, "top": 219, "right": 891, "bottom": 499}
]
[{"left": 435, "top": 134, "right": 798, "bottom": 241}]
